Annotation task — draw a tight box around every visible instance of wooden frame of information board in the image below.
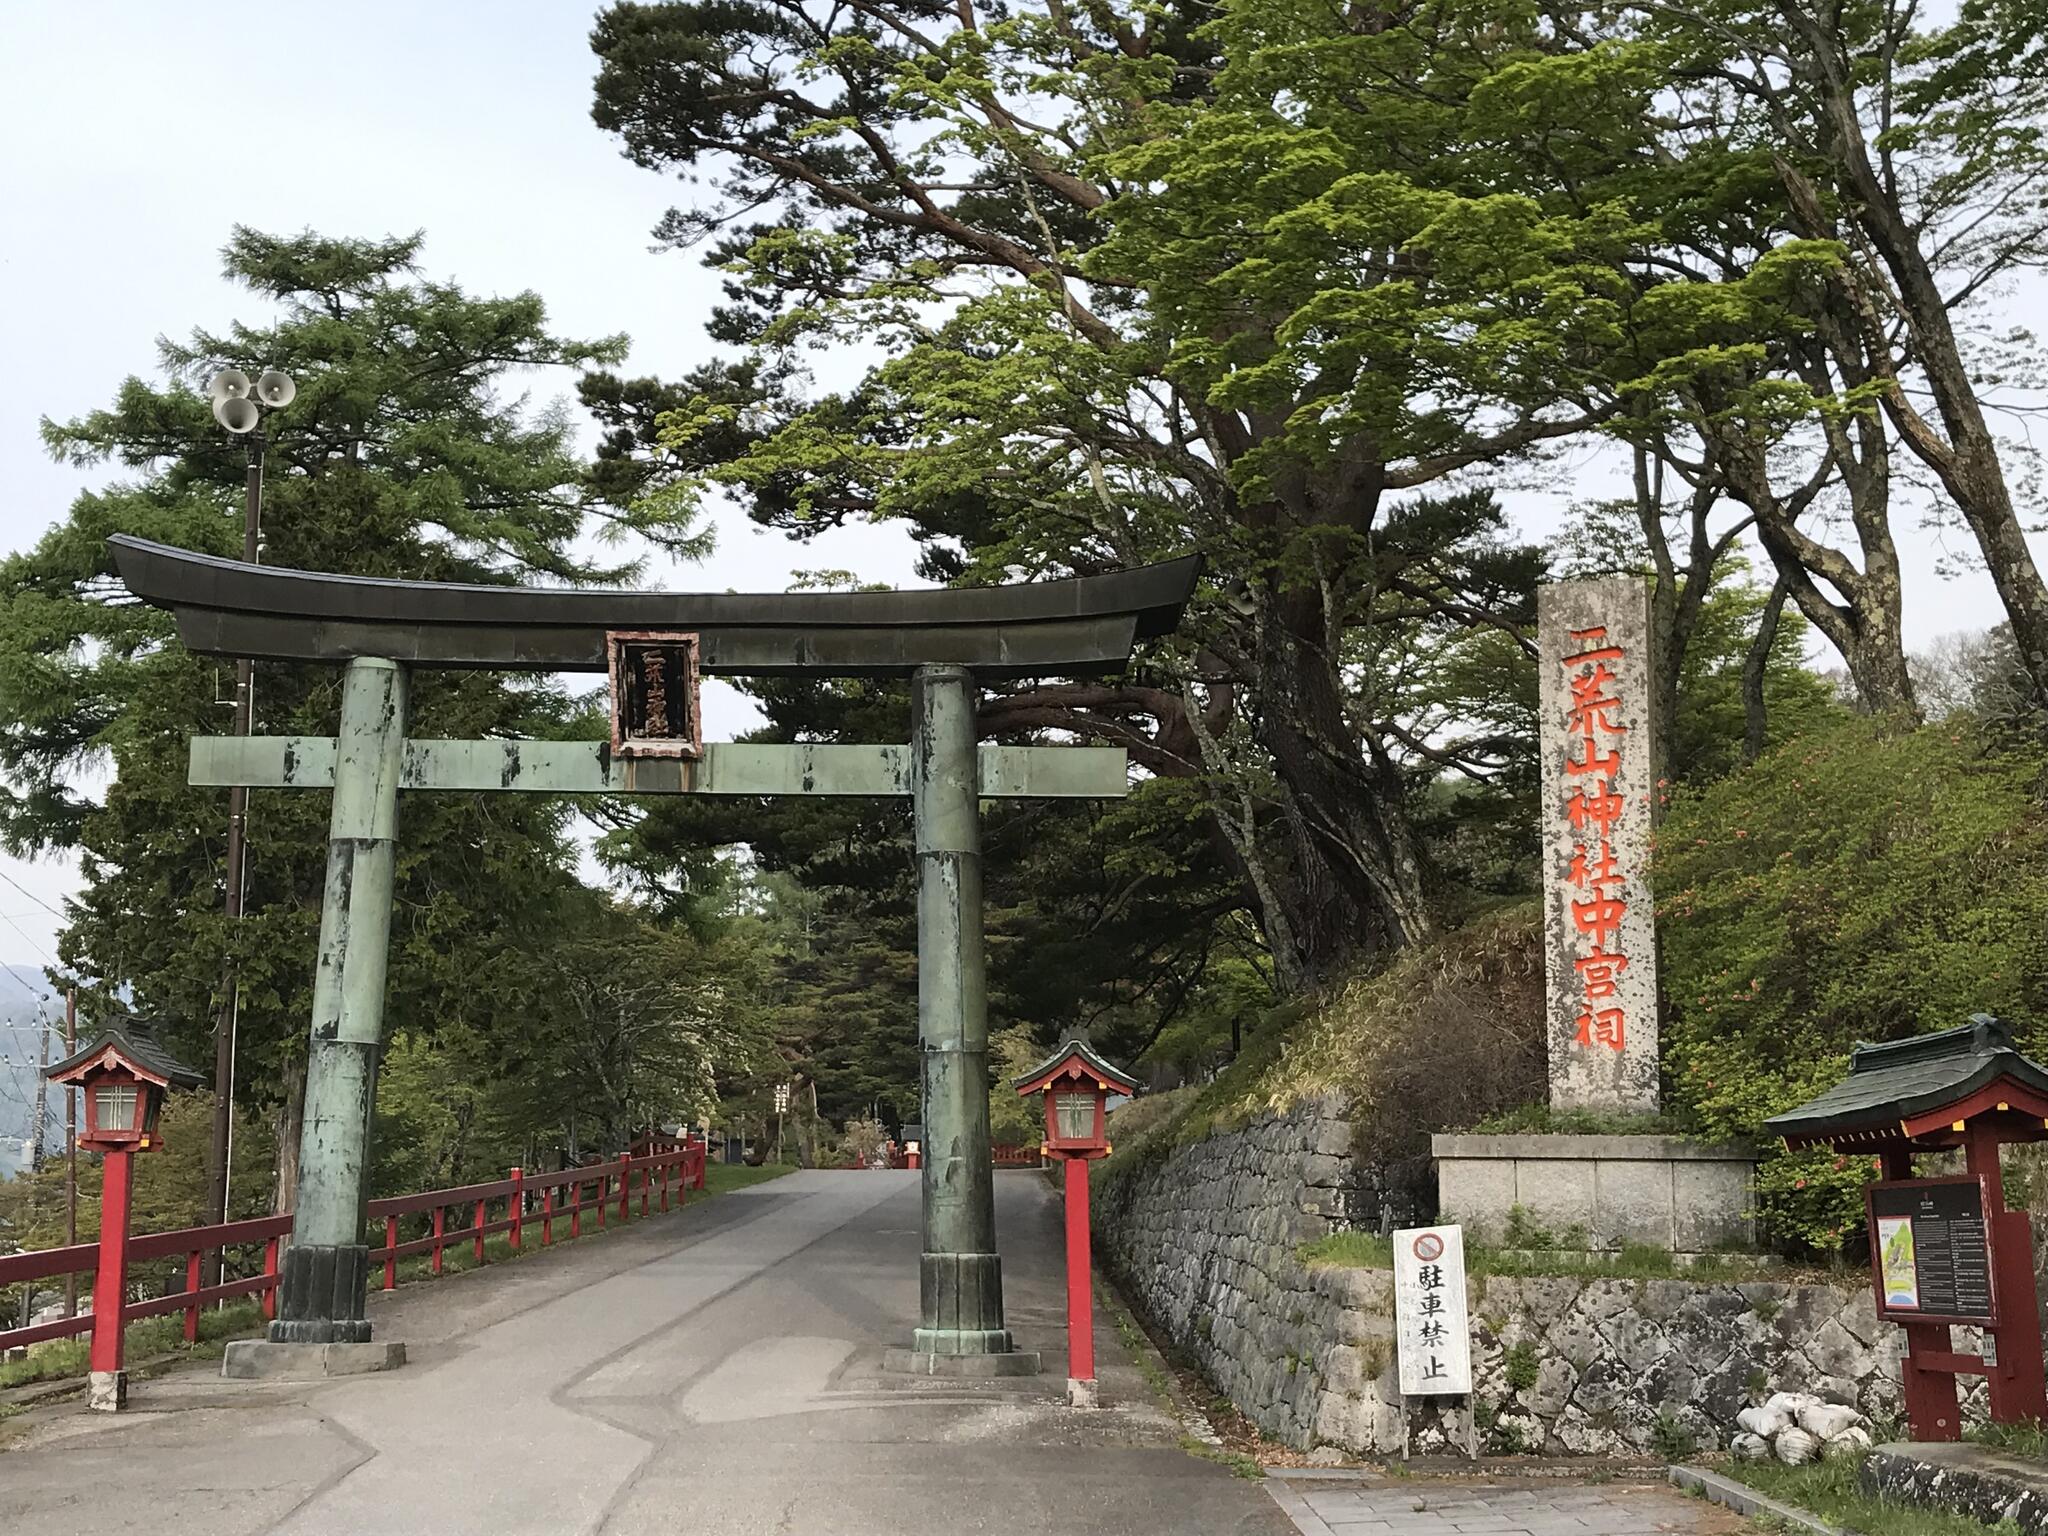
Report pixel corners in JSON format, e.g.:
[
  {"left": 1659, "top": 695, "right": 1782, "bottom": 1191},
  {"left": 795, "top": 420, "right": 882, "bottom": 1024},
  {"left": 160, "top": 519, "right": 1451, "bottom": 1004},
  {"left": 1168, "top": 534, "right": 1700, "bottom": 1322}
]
[{"left": 1865, "top": 1174, "right": 1998, "bottom": 1329}]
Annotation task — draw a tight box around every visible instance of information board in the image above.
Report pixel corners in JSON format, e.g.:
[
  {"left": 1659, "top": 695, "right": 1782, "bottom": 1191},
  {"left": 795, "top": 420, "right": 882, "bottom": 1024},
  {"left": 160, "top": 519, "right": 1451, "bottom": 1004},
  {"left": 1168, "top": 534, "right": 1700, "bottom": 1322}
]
[
  {"left": 607, "top": 630, "right": 702, "bottom": 759},
  {"left": 1393, "top": 1224, "right": 1472, "bottom": 1396},
  {"left": 1867, "top": 1176, "right": 1996, "bottom": 1325}
]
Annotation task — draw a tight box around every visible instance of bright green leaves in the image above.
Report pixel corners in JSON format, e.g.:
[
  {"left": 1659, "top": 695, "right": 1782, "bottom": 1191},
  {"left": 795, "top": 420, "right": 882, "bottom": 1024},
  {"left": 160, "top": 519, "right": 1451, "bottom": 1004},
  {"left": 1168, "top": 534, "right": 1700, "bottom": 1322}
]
[{"left": 1660, "top": 717, "right": 2048, "bottom": 1248}]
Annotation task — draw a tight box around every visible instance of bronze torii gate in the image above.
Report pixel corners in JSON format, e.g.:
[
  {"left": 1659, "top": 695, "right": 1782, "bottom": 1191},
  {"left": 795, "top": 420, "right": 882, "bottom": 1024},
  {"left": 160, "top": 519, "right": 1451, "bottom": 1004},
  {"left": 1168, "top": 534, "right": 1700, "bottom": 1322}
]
[{"left": 111, "top": 535, "right": 1197, "bottom": 1375}]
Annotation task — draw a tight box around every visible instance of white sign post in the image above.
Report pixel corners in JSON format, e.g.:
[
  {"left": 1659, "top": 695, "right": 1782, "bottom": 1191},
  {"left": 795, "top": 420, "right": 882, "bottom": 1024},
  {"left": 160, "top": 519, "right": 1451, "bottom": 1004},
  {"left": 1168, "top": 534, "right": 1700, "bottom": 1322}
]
[{"left": 1394, "top": 1224, "right": 1472, "bottom": 1397}]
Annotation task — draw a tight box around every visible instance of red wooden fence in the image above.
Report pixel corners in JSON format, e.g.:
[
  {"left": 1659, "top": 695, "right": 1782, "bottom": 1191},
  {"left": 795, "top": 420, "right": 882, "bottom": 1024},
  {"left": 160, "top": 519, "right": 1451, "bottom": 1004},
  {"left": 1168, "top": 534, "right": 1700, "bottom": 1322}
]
[{"left": 0, "top": 1137, "right": 706, "bottom": 1361}]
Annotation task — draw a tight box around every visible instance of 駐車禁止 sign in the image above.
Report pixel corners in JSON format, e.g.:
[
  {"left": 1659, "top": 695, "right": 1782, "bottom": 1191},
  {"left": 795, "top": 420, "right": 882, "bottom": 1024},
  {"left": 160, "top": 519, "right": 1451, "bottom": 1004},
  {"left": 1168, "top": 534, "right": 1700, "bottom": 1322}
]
[{"left": 1394, "top": 1225, "right": 1471, "bottom": 1396}]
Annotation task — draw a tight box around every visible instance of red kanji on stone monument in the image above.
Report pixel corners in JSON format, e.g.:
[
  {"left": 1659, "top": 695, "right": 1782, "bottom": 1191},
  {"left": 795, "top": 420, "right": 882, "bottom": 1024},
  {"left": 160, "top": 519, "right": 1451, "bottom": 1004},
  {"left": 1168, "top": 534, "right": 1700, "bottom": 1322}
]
[{"left": 1575, "top": 1006, "right": 1626, "bottom": 1050}]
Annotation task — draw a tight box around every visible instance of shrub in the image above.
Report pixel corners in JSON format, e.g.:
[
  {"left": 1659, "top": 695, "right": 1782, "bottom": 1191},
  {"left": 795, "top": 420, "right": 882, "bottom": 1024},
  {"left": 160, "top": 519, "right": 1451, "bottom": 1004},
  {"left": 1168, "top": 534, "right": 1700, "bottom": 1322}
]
[{"left": 1658, "top": 717, "right": 2048, "bottom": 1251}]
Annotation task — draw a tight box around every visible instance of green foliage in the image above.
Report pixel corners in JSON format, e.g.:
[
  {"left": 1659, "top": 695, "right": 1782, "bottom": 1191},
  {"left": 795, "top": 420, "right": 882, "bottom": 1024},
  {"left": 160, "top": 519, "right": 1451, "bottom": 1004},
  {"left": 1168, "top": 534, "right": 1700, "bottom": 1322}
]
[
  {"left": 0, "top": 228, "right": 742, "bottom": 1203},
  {"left": 1300, "top": 1233, "right": 1774, "bottom": 1283},
  {"left": 1650, "top": 1409, "right": 1695, "bottom": 1461},
  {"left": 1504, "top": 1341, "right": 1541, "bottom": 1394},
  {"left": 1470, "top": 1105, "right": 1689, "bottom": 1137},
  {"left": 1659, "top": 717, "right": 2048, "bottom": 1249},
  {"left": 0, "top": 1300, "right": 264, "bottom": 1390},
  {"left": 1725, "top": 1457, "right": 2025, "bottom": 1536}
]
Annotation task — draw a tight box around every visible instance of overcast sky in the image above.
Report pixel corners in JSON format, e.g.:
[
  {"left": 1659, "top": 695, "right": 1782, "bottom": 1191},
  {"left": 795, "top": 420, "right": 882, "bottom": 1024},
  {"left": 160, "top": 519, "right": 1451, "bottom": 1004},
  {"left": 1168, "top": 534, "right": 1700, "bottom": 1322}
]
[{"left": 0, "top": 4, "right": 2041, "bottom": 969}]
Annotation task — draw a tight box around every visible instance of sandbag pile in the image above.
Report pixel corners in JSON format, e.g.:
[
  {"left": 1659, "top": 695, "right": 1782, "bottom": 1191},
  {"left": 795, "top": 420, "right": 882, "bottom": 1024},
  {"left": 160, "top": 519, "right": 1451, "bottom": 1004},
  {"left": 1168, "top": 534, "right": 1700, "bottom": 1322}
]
[{"left": 1729, "top": 1393, "right": 1873, "bottom": 1465}]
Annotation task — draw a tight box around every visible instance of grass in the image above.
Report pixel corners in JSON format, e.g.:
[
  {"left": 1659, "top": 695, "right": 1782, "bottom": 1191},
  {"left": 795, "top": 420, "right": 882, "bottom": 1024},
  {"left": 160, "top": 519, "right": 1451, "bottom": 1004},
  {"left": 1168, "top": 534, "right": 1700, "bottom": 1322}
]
[
  {"left": 1465, "top": 1103, "right": 1694, "bottom": 1138},
  {"left": 1967, "top": 1419, "right": 2048, "bottom": 1460},
  {"left": 0, "top": 1164, "right": 797, "bottom": 1393},
  {"left": 0, "top": 1300, "right": 265, "bottom": 1390},
  {"left": 1298, "top": 1231, "right": 1773, "bottom": 1281},
  {"left": 1722, "top": 1455, "right": 2025, "bottom": 1536},
  {"left": 703, "top": 1161, "right": 798, "bottom": 1194},
  {"left": 1100, "top": 1287, "right": 1176, "bottom": 1405}
]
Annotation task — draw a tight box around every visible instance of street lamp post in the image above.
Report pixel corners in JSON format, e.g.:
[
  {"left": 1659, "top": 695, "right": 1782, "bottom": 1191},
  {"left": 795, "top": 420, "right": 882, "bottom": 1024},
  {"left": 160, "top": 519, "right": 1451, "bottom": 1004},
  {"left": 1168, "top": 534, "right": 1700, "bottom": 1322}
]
[{"left": 204, "top": 367, "right": 293, "bottom": 1262}]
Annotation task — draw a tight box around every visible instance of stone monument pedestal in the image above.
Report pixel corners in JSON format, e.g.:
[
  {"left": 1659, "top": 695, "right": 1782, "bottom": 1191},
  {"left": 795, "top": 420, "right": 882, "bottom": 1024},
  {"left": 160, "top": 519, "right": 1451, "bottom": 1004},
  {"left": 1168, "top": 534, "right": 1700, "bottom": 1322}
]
[{"left": 1432, "top": 1133, "right": 1756, "bottom": 1253}]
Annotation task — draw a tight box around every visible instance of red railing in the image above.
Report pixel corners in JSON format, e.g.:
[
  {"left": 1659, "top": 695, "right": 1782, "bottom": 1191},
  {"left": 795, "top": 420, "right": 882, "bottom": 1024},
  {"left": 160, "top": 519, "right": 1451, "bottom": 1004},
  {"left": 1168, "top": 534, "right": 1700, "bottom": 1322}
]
[
  {"left": 368, "top": 1141, "right": 706, "bottom": 1291},
  {"left": 0, "top": 1136, "right": 707, "bottom": 1360},
  {"left": 0, "top": 1213, "right": 291, "bottom": 1355}
]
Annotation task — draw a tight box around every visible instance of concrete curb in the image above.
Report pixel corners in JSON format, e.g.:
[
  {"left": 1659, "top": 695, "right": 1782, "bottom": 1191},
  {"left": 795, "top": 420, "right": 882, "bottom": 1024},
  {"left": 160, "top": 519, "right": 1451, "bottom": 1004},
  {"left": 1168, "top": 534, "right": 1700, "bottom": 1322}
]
[{"left": 1668, "top": 1463, "right": 1846, "bottom": 1535}]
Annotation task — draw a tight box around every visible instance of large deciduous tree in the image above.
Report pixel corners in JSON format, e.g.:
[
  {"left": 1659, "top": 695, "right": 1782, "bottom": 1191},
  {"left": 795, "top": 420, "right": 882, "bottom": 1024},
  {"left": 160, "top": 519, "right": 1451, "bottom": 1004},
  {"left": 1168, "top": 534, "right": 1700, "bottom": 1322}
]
[{"left": 585, "top": 0, "right": 1645, "bottom": 989}]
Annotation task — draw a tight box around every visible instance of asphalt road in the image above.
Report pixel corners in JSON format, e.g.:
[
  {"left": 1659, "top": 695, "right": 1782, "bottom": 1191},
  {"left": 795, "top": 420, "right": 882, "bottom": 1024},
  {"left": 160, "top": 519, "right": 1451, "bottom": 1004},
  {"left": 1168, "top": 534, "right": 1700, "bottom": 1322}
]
[{"left": 0, "top": 1170, "right": 1291, "bottom": 1536}]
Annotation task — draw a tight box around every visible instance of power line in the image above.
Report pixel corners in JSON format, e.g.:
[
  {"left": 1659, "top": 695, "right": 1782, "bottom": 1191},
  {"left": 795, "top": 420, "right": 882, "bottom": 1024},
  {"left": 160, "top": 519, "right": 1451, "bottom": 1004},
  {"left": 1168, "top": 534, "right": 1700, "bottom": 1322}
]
[
  {"left": 0, "top": 867, "right": 65, "bottom": 922},
  {"left": 0, "top": 911, "right": 60, "bottom": 976}
]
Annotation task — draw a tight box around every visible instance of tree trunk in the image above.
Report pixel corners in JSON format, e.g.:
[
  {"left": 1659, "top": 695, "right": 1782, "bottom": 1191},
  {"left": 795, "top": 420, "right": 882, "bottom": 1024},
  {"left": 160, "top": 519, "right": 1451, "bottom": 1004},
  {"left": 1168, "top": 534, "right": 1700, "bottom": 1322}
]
[
  {"left": 1801, "top": 75, "right": 2048, "bottom": 704},
  {"left": 273, "top": 1051, "right": 305, "bottom": 1217},
  {"left": 1743, "top": 580, "right": 1789, "bottom": 762},
  {"left": 1249, "top": 589, "right": 1436, "bottom": 988}
]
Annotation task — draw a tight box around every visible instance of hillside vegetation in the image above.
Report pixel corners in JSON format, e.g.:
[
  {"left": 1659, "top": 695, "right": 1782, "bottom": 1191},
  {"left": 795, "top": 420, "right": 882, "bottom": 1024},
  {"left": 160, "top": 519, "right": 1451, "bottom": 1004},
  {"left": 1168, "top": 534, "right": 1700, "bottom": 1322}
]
[{"left": 1105, "top": 715, "right": 2048, "bottom": 1257}]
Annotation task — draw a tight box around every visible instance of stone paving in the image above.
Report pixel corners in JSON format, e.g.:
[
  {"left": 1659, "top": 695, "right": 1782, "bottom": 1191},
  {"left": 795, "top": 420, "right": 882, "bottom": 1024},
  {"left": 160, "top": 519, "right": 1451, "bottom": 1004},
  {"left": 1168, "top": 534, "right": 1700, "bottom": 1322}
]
[{"left": 1263, "top": 1475, "right": 1753, "bottom": 1536}]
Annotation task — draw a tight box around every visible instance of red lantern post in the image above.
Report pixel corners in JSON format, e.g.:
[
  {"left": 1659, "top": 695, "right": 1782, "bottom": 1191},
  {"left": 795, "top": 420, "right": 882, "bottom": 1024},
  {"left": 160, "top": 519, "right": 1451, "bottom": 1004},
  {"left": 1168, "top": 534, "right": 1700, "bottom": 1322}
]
[
  {"left": 1014, "top": 1036, "right": 1140, "bottom": 1408},
  {"left": 44, "top": 1014, "right": 204, "bottom": 1412}
]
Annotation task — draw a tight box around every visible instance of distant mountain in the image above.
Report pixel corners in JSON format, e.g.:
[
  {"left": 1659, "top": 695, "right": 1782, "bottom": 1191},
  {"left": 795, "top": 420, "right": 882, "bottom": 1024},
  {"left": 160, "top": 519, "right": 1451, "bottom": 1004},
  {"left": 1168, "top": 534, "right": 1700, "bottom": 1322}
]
[{"left": 0, "top": 966, "right": 65, "bottom": 1157}]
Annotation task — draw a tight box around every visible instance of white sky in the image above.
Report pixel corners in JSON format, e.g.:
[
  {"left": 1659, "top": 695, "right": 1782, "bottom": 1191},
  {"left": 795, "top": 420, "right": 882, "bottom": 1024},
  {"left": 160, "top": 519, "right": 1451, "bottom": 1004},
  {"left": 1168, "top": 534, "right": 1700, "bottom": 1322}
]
[{"left": 0, "top": 4, "right": 2041, "bottom": 967}]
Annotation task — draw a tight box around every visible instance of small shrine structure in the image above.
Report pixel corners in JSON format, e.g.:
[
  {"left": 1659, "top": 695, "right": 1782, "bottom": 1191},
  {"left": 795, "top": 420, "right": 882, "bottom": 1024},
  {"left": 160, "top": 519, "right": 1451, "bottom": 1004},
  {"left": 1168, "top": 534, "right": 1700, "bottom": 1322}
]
[{"left": 1767, "top": 1014, "right": 2048, "bottom": 1440}]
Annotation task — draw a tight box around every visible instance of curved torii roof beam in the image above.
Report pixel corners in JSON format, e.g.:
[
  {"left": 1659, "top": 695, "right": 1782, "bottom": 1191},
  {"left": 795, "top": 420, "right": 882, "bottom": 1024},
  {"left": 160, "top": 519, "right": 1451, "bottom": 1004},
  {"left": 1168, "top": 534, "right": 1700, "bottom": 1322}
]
[{"left": 108, "top": 536, "right": 1201, "bottom": 678}]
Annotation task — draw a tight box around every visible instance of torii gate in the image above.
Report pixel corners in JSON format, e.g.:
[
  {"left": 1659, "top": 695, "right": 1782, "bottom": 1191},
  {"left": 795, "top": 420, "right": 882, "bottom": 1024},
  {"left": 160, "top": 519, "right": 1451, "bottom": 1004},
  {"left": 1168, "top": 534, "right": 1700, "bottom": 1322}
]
[{"left": 111, "top": 535, "right": 1199, "bottom": 1375}]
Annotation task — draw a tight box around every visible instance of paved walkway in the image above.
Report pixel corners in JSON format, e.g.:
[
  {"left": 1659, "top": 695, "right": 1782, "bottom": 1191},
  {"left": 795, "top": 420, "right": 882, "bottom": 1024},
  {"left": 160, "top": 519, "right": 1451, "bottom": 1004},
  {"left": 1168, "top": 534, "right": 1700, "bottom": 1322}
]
[
  {"left": 0, "top": 1171, "right": 1291, "bottom": 1535},
  {"left": 0, "top": 1172, "right": 1753, "bottom": 1535},
  {"left": 1265, "top": 1474, "right": 1752, "bottom": 1536}
]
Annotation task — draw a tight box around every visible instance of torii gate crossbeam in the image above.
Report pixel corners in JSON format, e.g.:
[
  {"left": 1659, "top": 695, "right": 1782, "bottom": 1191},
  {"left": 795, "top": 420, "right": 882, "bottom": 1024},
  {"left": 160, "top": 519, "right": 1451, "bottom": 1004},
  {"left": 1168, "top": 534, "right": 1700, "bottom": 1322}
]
[{"left": 110, "top": 537, "right": 1199, "bottom": 1378}]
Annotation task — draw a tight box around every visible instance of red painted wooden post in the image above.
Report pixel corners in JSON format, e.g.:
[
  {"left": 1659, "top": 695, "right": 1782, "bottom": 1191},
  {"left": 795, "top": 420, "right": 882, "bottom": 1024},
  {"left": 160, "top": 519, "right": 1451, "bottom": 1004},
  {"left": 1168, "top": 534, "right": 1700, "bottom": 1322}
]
[
  {"left": 384, "top": 1214, "right": 399, "bottom": 1291},
  {"left": 509, "top": 1167, "right": 524, "bottom": 1252},
  {"left": 659, "top": 1159, "right": 670, "bottom": 1212},
  {"left": 542, "top": 1186, "right": 555, "bottom": 1246},
  {"left": 432, "top": 1205, "right": 446, "bottom": 1276},
  {"left": 639, "top": 1158, "right": 650, "bottom": 1218},
  {"left": 262, "top": 1235, "right": 280, "bottom": 1321},
  {"left": 1967, "top": 1121, "right": 2048, "bottom": 1425},
  {"left": 473, "top": 1197, "right": 486, "bottom": 1264},
  {"left": 88, "top": 1147, "right": 134, "bottom": 1406},
  {"left": 618, "top": 1155, "right": 632, "bottom": 1224},
  {"left": 183, "top": 1249, "right": 202, "bottom": 1344},
  {"left": 695, "top": 1139, "right": 707, "bottom": 1191},
  {"left": 1064, "top": 1154, "right": 1095, "bottom": 1386},
  {"left": 571, "top": 1178, "right": 583, "bottom": 1239}
]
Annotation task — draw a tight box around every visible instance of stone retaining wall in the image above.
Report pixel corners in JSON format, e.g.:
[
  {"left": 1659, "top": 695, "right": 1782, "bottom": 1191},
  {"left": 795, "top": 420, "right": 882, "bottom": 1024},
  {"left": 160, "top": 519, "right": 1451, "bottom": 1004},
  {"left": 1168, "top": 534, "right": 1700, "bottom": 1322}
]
[{"left": 1094, "top": 1105, "right": 1913, "bottom": 1456}]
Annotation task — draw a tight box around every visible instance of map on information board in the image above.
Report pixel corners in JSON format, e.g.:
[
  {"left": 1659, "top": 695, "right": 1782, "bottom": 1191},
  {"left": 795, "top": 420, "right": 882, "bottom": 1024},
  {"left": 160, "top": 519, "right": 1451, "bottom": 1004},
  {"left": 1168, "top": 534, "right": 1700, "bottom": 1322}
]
[{"left": 1866, "top": 1176, "right": 1995, "bottom": 1325}]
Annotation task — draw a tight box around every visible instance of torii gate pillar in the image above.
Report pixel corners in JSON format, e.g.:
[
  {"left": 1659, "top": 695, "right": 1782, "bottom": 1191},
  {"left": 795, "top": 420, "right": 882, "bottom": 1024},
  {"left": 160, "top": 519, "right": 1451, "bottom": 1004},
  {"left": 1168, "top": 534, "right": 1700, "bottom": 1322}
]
[
  {"left": 909, "top": 664, "right": 1013, "bottom": 1359},
  {"left": 271, "top": 657, "right": 407, "bottom": 1350}
]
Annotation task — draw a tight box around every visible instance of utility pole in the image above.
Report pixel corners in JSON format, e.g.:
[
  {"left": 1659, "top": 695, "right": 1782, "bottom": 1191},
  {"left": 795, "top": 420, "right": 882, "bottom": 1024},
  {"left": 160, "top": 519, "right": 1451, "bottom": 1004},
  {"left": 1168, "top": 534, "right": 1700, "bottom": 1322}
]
[
  {"left": 27, "top": 1003, "right": 50, "bottom": 1171},
  {"left": 64, "top": 987, "right": 77, "bottom": 1317},
  {"left": 22, "top": 1003, "right": 51, "bottom": 1332},
  {"left": 204, "top": 367, "right": 293, "bottom": 1265}
]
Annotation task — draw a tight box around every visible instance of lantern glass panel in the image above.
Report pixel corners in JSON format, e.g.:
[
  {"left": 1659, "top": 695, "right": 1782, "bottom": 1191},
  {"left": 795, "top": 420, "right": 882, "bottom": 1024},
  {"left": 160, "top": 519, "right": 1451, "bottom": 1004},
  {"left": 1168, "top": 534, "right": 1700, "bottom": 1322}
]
[
  {"left": 96, "top": 1083, "right": 138, "bottom": 1133},
  {"left": 1054, "top": 1090, "right": 1095, "bottom": 1141}
]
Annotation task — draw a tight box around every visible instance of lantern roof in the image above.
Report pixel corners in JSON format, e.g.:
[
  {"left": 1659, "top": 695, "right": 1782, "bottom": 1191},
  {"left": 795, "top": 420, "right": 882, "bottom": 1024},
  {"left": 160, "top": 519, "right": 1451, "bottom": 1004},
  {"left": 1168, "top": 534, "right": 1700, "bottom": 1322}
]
[
  {"left": 1765, "top": 1014, "right": 2048, "bottom": 1150},
  {"left": 1014, "top": 1033, "right": 1141, "bottom": 1098},
  {"left": 44, "top": 1013, "right": 204, "bottom": 1092}
]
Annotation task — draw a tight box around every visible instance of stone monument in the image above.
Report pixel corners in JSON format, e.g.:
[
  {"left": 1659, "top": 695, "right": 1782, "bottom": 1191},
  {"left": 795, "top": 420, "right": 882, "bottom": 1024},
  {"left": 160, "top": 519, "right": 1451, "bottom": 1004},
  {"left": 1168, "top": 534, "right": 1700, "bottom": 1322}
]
[
  {"left": 1537, "top": 576, "right": 1659, "bottom": 1114},
  {"left": 1433, "top": 576, "right": 1755, "bottom": 1253}
]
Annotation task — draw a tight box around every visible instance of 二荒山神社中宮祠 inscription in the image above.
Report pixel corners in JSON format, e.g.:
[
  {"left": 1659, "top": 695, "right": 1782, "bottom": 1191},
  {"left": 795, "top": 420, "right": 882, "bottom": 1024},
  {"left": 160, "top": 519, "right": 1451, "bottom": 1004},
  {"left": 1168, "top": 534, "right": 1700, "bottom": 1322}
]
[{"left": 1539, "top": 578, "right": 1659, "bottom": 1114}]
